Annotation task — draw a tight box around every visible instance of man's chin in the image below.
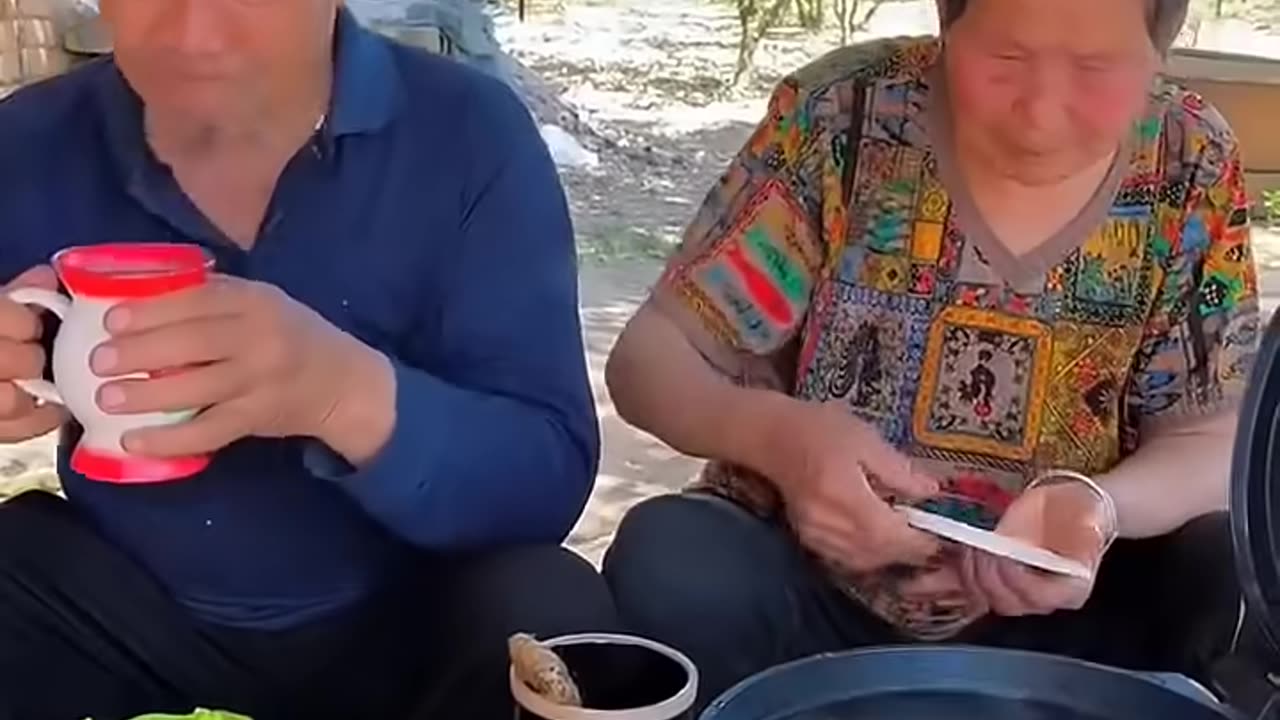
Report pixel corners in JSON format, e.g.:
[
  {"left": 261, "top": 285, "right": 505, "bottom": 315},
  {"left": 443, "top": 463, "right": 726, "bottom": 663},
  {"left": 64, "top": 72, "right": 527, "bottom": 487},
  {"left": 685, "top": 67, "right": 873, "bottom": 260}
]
[{"left": 146, "top": 98, "right": 248, "bottom": 130}]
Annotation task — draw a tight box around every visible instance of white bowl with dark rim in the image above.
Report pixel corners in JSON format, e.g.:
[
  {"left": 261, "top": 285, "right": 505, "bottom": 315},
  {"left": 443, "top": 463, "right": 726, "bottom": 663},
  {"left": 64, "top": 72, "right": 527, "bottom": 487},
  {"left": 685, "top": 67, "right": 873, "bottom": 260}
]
[{"left": 510, "top": 633, "right": 698, "bottom": 720}]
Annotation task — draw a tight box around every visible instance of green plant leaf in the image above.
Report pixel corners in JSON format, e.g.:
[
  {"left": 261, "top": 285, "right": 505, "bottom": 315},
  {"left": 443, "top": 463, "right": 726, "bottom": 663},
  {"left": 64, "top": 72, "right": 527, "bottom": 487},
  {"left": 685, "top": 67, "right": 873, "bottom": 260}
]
[{"left": 86, "top": 710, "right": 252, "bottom": 720}]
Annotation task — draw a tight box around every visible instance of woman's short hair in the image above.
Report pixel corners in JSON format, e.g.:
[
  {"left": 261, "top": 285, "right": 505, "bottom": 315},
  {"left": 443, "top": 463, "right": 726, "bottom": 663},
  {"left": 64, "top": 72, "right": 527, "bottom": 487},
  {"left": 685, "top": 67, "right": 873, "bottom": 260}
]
[{"left": 938, "top": 0, "right": 1188, "bottom": 52}]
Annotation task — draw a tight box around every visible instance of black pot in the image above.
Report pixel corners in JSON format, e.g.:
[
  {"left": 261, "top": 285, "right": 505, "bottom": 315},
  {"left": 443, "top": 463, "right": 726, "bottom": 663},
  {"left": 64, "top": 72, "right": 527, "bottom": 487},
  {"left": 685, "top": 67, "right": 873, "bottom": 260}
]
[
  {"left": 1231, "top": 308, "right": 1280, "bottom": 667},
  {"left": 700, "top": 646, "right": 1242, "bottom": 719}
]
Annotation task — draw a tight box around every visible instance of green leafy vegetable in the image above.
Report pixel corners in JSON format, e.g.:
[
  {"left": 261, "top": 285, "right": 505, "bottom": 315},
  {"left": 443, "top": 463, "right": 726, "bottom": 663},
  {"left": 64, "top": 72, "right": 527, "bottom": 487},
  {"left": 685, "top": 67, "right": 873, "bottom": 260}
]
[
  {"left": 87, "top": 709, "right": 252, "bottom": 720},
  {"left": 128, "top": 707, "right": 250, "bottom": 712}
]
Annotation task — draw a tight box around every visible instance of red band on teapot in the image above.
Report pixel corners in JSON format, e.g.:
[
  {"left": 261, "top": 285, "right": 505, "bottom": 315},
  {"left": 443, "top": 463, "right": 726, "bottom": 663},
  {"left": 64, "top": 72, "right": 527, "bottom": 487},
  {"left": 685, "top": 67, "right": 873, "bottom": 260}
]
[
  {"left": 72, "top": 446, "right": 210, "bottom": 484},
  {"left": 54, "top": 243, "right": 212, "bottom": 300}
]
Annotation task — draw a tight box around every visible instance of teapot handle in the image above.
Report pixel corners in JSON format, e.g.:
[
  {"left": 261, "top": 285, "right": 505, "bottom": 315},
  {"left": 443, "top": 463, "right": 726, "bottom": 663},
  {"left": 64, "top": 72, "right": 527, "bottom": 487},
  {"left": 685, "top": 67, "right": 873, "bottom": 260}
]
[{"left": 4, "top": 288, "right": 69, "bottom": 406}]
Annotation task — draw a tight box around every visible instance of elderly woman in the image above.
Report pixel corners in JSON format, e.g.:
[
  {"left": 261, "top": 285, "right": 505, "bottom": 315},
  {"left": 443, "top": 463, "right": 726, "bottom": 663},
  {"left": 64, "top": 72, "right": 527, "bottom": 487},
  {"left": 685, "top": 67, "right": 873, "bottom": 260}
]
[{"left": 603, "top": 0, "right": 1258, "bottom": 709}]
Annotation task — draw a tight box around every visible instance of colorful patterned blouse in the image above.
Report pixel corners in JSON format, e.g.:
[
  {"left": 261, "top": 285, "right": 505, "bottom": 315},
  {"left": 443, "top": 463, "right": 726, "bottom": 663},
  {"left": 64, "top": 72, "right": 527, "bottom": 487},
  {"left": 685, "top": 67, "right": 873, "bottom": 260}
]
[{"left": 653, "top": 37, "right": 1261, "bottom": 640}]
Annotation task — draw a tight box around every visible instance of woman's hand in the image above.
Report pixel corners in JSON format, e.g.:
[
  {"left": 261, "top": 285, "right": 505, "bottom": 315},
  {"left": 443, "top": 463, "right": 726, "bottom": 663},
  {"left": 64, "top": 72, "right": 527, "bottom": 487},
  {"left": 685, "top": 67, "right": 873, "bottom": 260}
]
[
  {"left": 767, "top": 402, "right": 942, "bottom": 573},
  {"left": 963, "top": 479, "right": 1114, "bottom": 616}
]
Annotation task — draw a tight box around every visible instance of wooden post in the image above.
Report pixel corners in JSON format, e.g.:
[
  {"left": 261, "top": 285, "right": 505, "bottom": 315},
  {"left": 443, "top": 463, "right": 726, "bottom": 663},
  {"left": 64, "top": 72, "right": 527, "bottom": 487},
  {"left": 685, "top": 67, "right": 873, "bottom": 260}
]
[{"left": 519, "top": 0, "right": 526, "bottom": 21}]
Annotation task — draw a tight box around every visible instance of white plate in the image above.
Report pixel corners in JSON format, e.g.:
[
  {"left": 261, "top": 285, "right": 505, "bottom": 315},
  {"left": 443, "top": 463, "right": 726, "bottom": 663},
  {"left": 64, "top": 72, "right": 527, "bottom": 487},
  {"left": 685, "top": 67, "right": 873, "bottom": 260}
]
[{"left": 898, "top": 506, "right": 1093, "bottom": 580}]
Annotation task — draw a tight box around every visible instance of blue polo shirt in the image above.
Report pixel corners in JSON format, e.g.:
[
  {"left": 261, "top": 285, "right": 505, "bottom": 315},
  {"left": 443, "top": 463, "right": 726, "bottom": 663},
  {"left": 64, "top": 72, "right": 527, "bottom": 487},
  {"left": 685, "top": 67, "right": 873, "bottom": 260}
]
[{"left": 0, "top": 11, "right": 599, "bottom": 629}]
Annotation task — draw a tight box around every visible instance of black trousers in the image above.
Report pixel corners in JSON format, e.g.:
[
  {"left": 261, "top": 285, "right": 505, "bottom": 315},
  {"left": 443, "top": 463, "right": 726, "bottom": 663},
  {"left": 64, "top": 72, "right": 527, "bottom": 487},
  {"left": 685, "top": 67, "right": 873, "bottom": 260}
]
[
  {"left": 0, "top": 491, "right": 623, "bottom": 720},
  {"left": 603, "top": 493, "right": 1242, "bottom": 712}
]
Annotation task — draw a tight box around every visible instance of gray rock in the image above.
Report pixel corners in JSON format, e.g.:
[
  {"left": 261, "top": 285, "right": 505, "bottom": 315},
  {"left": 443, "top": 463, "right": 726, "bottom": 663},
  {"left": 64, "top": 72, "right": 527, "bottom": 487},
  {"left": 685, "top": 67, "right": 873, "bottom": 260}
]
[
  {"left": 354, "top": 0, "right": 507, "bottom": 81},
  {"left": 357, "top": 0, "right": 609, "bottom": 157}
]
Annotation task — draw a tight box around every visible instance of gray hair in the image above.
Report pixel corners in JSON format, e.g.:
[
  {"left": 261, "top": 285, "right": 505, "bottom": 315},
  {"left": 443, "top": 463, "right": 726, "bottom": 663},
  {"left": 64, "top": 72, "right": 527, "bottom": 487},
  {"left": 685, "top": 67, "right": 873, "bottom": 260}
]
[{"left": 937, "top": 0, "right": 1189, "bottom": 52}]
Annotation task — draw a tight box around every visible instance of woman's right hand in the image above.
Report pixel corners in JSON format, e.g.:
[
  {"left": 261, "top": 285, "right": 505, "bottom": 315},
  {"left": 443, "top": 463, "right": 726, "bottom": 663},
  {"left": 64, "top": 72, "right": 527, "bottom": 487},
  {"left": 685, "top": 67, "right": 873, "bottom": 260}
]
[
  {"left": 764, "top": 401, "right": 941, "bottom": 573},
  {"left": 0, "top": 266, "right": 66, "bottom": 443}
]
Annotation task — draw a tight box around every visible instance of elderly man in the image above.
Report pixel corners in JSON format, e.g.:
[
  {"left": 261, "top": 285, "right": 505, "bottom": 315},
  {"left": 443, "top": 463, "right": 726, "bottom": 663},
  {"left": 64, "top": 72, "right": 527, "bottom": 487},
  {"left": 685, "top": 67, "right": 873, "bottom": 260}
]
[
  {"left": 0, "top": 3, "right": 616, "bottom": 719},
  {"left": 604, "top": 0, "right": 1255, "bottom": 710}
]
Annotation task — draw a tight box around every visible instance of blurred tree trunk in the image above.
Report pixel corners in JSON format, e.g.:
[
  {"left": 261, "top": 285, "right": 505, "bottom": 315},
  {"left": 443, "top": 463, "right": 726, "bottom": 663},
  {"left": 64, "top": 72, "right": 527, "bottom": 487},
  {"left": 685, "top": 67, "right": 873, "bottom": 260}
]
[
  {"left": 730, "top": 0, "right": 889, "bottom": 85},
  {"left": 733, "top": 0, "right": 790, "bottom": 85},
  {"left": 795, "top": 0, "right": 825, "bottom": 30},
  {"left": 841, "top": 0, "right": 887, "bottom": 45},
  {"left": 834, "top": 0, "right": 852, "bottom": 44}
]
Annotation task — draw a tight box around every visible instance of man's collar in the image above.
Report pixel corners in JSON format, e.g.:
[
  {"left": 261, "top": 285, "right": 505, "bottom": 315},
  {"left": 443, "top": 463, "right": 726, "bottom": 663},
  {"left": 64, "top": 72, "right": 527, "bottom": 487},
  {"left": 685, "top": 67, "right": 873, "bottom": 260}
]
[
  {"left": 326, "top": 6, "right": 402, "bottom": 138},
  {"left": 95, "top": 5, "right": 401, "bottom": 175}
]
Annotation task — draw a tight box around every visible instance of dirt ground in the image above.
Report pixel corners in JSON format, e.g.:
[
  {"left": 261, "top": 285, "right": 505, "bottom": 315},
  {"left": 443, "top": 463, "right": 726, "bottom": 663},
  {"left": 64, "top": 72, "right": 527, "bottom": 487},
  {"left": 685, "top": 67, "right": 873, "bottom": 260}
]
[{"left": 8, "top": 0, "right": 1280, "bottom": 565}]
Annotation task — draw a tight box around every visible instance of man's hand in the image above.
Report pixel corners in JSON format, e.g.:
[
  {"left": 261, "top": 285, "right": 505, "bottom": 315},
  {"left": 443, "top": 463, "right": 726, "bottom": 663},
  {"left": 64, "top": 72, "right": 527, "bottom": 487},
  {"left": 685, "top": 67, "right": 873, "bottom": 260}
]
[
  {"left": 766, "top": 402, "right": 940, "bottom": 573},
  {"left": 0, "top": 266, "right": 68, "bottom": 443},
  {"left": 963, "top": 481, "right": 1111, "bottom": 616},
  {"left": 92, "top": 276, "right": 395, "bottom": 462}
]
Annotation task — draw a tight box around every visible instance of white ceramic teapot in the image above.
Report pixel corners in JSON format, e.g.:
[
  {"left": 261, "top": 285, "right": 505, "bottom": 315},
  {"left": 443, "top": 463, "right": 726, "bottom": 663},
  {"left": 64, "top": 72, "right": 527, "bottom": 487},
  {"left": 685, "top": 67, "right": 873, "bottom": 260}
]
[{"left": 6, "top": 243, "right": 213, "bottom": 483}]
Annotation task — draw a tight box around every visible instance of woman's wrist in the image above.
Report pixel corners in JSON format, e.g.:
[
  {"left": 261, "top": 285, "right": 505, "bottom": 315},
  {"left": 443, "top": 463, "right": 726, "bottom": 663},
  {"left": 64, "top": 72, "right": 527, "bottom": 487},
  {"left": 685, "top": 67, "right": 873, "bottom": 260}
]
[
  {"left": 730, "top": 390, "right": 808, "bottom": 480},
  {"left": 1028, "top": 469, "right": 1120, "bottom": 551}
]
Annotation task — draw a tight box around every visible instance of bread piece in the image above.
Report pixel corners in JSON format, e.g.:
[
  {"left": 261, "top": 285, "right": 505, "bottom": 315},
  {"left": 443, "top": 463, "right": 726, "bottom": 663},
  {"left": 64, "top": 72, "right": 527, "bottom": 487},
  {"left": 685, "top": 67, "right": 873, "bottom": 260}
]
[{"left": 509, "top": 633, "right": 583, "bottom": 707}]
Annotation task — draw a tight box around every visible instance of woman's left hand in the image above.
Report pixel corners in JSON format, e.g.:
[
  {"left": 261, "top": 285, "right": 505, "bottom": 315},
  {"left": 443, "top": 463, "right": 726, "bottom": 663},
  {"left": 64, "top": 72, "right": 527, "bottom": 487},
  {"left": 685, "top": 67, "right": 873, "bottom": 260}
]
[{"left": 963, "top": 480, "right": 1112, "bottom": 616}]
